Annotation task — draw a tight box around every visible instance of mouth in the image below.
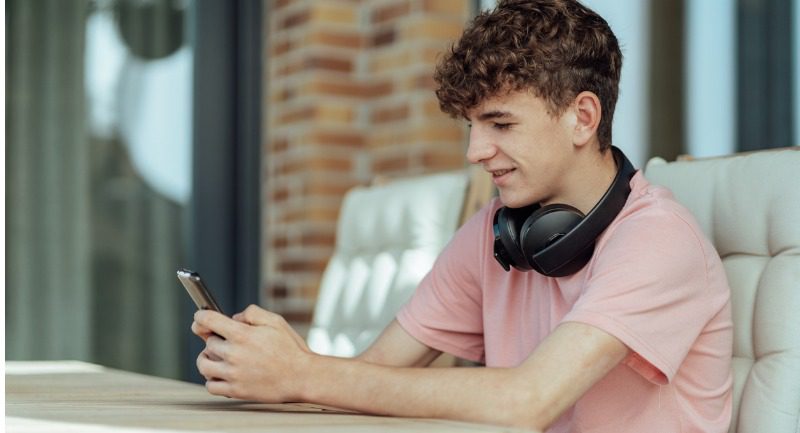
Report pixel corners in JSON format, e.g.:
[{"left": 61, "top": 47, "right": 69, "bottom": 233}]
[
  {"left": 490, "top": 168, "right": 515, "bottom": 178},
  {"left": 488, "top": 167, "right": 516, "bottom": 186}
]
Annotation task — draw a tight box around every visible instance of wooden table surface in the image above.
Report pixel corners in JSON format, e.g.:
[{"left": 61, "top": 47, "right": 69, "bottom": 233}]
[{"left": 5, "top": 361, "right": 536, "bottom": 433}]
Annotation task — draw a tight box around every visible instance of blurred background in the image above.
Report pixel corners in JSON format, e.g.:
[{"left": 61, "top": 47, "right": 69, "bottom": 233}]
[{"left": 6, "top": 0, "right": 799, "bottom": 382}]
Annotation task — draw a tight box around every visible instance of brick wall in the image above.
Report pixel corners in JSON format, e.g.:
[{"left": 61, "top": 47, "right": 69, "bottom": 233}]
[{"left": 264, "top": 0, "right": 474, "bottom": 329}]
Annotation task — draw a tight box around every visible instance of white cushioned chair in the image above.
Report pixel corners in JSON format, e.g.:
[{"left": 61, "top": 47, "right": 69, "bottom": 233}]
[
  {"left": 644, "top": 147, "right": 800, "bottom": 433},
  {"left": 307, "top": 170, "right": 484, "bottom": 357}
]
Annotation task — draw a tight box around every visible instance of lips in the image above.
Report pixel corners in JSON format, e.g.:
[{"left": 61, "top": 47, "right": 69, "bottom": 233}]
[
  {"left": 490, "top": 168, "right": 515, "bottom": 177},
  {"left": 487, "top": 167, "right": 516, "bottom": 187}
]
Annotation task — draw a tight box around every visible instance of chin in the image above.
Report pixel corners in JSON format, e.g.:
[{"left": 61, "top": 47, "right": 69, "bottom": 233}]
[{"left": 498, "top": 193, "right": 539, "bottom": 209}]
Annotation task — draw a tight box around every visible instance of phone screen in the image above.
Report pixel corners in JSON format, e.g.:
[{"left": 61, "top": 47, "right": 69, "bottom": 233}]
[{"left": 177, "top": 269, "right": 223, "bottom": 314}]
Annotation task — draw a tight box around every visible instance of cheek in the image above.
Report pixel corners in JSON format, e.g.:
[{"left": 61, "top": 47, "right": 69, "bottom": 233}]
[
  {"left": 520, "top": 161, "right": 561, "bottom": 195},
  {"left": 498, "top": 176, "right": 543, "bottom": 208}
]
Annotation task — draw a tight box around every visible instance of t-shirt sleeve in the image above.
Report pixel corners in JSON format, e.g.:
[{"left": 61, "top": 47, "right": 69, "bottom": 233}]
[
  {"left": 395, "top": 200, "right": 496, "bottom": 363},
  {"left": 562, "top": 207, "right": 724, "bottom": 385}
]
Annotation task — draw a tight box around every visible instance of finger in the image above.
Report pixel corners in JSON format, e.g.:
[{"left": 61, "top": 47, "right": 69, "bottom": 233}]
[
  {"left": 204, "top": 335, "right": 231, "bottom": 360},
  {"left": 206, "top": 378, "right": 234, "bottom": 398},
  {"left": 191, "top": 321, "right": 214, "bottom": 341},
  {"left": 238, "top": 305, "right": 309, "bottom": 350},
  {"left": 197, "top": 350, "right": 228, "bottom": 381},
  {"left": 201, "top": 347, "right": 223, "bottom": 362},
  {"left": 194, "top": 310, "right": 245, "bottom": 340},
  {"left": 196, "top": 351, "right": 215, "bottom": 381},
  {"left": 238, "top": 304, "right": 279, "bottom": 327}
]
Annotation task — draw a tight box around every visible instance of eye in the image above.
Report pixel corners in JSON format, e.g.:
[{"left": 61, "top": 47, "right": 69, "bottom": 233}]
[{"left": 493, "top": 122, "right": 513, "bottom": 130}]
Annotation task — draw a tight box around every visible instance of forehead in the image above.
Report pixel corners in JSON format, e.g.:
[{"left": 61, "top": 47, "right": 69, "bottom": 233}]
[{"left": 465, "top": 89, "right": 552, "bottom": 120}]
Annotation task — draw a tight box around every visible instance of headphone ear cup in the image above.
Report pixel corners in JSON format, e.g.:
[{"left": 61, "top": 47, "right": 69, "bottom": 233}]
[
  {"left": 519, "top": 204, "right": 584, "bottom": 262},
  {"left": 494, "top": 206, "right": 534, "bottom": 271}
]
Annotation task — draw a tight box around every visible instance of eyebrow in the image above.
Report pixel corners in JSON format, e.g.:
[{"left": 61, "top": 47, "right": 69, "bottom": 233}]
[{"left": 476, "top": 110, "right": 513, "bottom": 121}]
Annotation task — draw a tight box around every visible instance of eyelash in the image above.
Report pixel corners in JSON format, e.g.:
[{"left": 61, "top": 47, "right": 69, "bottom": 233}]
[{"left": 466, "top": 122, "right": 514, "bottom": 130}]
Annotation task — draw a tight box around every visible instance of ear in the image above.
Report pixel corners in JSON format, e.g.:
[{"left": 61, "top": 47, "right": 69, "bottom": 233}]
[{"left": 571, "top": 91, "right": 602, "bottom": 147}]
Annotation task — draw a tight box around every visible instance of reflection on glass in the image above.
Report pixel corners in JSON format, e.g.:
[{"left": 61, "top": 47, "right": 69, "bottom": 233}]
[
  {"left": 7, "top": 0, "right": 194, "bottom": 379},
  {"left": 84, "top": 0, "right": 192, "bottom": 378}
]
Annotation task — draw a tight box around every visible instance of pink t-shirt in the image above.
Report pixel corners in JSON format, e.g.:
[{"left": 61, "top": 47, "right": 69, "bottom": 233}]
[{"left": 397, "top": 172, "right": 733, "bottom": 433}]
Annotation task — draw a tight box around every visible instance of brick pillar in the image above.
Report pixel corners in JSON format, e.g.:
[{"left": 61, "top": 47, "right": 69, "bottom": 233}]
[{"left": 264, "top": 0, "right": 473, "bottom": 329}]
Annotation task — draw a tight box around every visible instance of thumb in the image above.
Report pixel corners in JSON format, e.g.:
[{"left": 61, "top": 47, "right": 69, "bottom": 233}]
[
  {"left": 238, "top": 304, "right": 310, "bottom": 352},
  {"left": 237, "top": 304, "right": 277, "bottom": 326}
]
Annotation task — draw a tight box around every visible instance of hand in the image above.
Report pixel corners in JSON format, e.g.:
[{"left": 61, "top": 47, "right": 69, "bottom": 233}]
[
  {"left": 193, "top": 305, "right": 313, "bottom": 402},
  {"left": 191, "top": 316, "right": 215, "bottom": 342},
  {"left": 190, "top": 312, "right": 222, "bottom": 362}
]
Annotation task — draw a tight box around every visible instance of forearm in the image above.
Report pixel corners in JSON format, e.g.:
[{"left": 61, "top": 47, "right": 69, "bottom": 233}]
[
  {"left": 296, "top": 322, "right": 629, "bottom": 431},
  {"left": 194, "top": 309, "right": 625, "bottom": 431},
  {"left": 299, "top": 355, "right": 538, "bottom": 430},
  {"left": 354, "top": 319, "right": 442, "bottom": 368}
]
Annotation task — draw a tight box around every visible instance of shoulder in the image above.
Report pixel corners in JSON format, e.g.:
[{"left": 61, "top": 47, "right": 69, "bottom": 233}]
[
  {"left": 429, "top": 197, "right": 503, "bottom": 278},
  {"left": 593, "top": 174, "right": 713, "bottom": 280},
  {"left": 461, "top": 197, "right": 504, "bottom": 232},
  {"left": 607, "top": 173, "right": 707, "bottom": 248},
  {"left": 448, "top": 197, "right": 504, "bottom": 254}
]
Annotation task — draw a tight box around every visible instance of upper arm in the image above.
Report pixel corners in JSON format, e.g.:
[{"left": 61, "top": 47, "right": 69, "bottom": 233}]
[
  {"left": 513, "top": 321, "right": 630, "bottom": 430},
  {"left": 564, "top": 208, "right": 725, "bottom": 384},
  {"left": 357, "top": 319, "right": 442, "bottom": 367}
]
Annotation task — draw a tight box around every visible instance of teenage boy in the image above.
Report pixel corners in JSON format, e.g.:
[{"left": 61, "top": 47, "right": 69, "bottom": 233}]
[{"left": 192, "top": 1, "right": 733, "bottom": 431}]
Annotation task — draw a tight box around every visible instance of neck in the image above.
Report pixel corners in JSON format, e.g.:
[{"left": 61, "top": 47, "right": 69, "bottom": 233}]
[{"left": 543, "top": 147, "right": 619, "bottom": 215}]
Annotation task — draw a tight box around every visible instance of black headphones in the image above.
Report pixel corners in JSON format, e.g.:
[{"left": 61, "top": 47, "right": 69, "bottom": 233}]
[{"left": 492, "top": 146, "right": 636, "bottom": 277}]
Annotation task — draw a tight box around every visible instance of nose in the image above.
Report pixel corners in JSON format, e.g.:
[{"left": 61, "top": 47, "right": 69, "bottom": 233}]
[{"left": 466, "top": 126, "right": 496, "bottom": 164}]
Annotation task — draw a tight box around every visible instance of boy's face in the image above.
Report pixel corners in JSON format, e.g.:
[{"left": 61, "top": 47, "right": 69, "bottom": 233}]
[{"left": 465, "top": 89, "right": 576, "bottom": 208}]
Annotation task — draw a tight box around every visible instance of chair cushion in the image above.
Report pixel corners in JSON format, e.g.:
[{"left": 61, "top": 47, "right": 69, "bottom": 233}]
[
  {"left": 644, "top": 148, "right": 800, "bottom": 433},
  {"left": 307, "top": 171, "right": 468, "bottom": 357}
]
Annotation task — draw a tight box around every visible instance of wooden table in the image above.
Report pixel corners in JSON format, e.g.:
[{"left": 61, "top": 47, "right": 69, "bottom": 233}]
[{"left": 6, "top": 361, "right": 536, "bottom": 433}]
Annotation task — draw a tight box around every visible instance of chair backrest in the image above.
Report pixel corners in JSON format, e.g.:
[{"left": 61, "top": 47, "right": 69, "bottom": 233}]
[
  {"left": 644, "top": 148, "right": 800, "bottom": 433},
  {"left": 307, "top": 170, "right": 478, "bottom": 357}
]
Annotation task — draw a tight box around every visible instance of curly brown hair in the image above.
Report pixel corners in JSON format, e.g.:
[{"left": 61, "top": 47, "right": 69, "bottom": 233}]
[{"left": 434, "top": 0, "right": 622, "bottom": 151}]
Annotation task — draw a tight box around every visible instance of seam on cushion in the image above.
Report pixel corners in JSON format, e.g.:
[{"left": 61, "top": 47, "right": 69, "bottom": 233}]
[{"left": 750, "top": 257, "right": 769, "bottom": 361}]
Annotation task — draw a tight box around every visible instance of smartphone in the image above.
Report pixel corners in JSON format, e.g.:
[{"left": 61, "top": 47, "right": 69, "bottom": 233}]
[{"left": 177, "top": 268, "right": 224, "bottom": 314}]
